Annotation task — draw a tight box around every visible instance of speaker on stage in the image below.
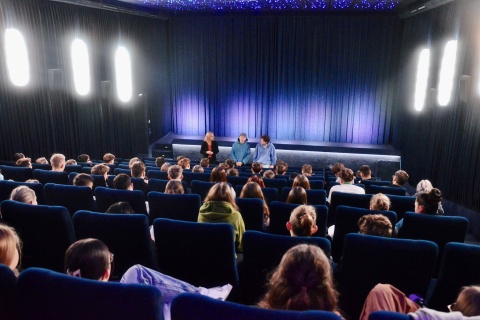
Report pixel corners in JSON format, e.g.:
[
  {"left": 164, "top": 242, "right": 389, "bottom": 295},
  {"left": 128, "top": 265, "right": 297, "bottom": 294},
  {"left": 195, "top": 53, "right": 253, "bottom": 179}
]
[
  {"left": 459, "top": 75, "right": 472, "bottom": 103},
  {"left": 48, "top": 69, "right": 64, "bottom": 91}
]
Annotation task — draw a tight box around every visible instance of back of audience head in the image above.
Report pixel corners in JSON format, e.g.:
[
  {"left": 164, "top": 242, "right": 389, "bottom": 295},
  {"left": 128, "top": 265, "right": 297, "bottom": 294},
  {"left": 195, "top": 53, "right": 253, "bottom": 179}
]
[
  {"left": 50, "top": 153, "right": 66, "bottom": 171},
  {"left": 105, "top": 202, "right": 134, "bottom": 214},
  {"left": 73, "top": 174, "right": 94, "bottom": 189},
  {"left": 13, "top": 153, "right": 25, "bottom": 162},
  {"left": 289, "top": 172, "right": 299, "bottom": 181},
  {"left": 165, "top": 180, "right": 184, "bottom": 194},
  {"left": 338, "top": 168, "right": 354, "bottom": 183},
  {"left": 227, "top": 168, "right": 239, "bottom": 177},
  {"left": 192, "top": 165, "right": 204, "bottom": 173},
  {"left": 65, "top": 159, "right": 77, "bottom": 165},
  {"left": 130, "top": 161, "right": 146, "bottom": 179},
  {"left": 167, "top": 165, "right": 183, "bottom": 180},
  {"left": 302, "top": 164, "right": 313, "bottom": 177},
  {"left": 415, "top": 188, "right": 442, "bottom": 214},
  {"left": 218, "top": 163, "right": 229, "bottom": 171},
  {"left": 251, "top": 162, "right": 263, "bottom": 174},
  {"left": 77, "top": 154, "right": 90, "bottom": 163},
  {"left": 248, "top": 175, "right": 265, "bottom": 188},
  {"left": 416, "top": 179, "right": 433, "bottom": 194},
  {"left": 287, "top": 205, "right": 317, "bottom": 237},
  {"left": 113, "top": 174, "right": 132, "bottom": 190},
  {"left": 452, "top": 285, "right": 480, "bottom": 316},
  {"left": 103, "top": 153, "right": 115, "bottom": 164},
  {"left": 210, "top": 166, "right": 227, "bottom": 183},
  {"left": 64, "top": 238, "right": 112, "bottom": 281},
  {"left": 225, "top": 159, "right": 235, "bottom": 169},
  {"left": 287, "top": 187, "right": 307, "bottom": 205},
  {"left": 200, "top": 158, "right": 210, "bottom": 168},
  {"left": 128, "top": 158, "right": 141, "bottom": 169},
  {"left": 178, "top": 158, "right": 191, "bottom": 170},
  {"left": 155, "top": 157, "right": 165, "bottom": 168},
  {"left": 16, "top": 158, "right": 32, "bottom": 168},
  {"left": 258, "top": 244, "right": 338, "bottom": 312},
  {"left": 358, "top": 214, "right": 392, "bottom": 238},
  {"left": 369, "top": 193, "right": 390, "bottom": 211},
  {"left": 240, "top": 182, "right": 265, "bottom": 200},
  {"left": 204, "top": 182, "right": 238, "bottom": 210},
  {"left": 277, "top": 160, "right": 288, "bottom": 171},
  {"left": 393, "top": 170, "right": 409, "bottom": 186},
  {"left": 331, "top": 163, "right": 345, "bottom": 176},
  {"left": 177, "top": 156, "right": 185, "bottom": 162},
  {"left": 358, "top": 165, "right": 372, "bottom": 180},
  {"left": 0, "top": 224, "right": 21, "bottom": 275},
  {"left": 161, "top": 163, "right": 172, "bottom": 172},
  {"left": 292, "top": 175, "right": 310, "bottom": 190},
  {"left": 275, "top": 164, "right": 287, "bottom": 175},
  {"left": 35, "top": 157, "right": 49, "bottom": 165},
  {"left": 9, "top": 186, "right": 37, "bottom": 205},
  {"left": 91, "top": 164, "right": 109, "bottom": 177},
  {"left": 263, "top": 170, "right": 275, "bottom": 179}
]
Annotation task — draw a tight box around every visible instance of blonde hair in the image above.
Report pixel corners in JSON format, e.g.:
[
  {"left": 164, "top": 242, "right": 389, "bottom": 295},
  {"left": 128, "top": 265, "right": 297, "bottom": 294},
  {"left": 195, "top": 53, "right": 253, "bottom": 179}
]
[
  {"left": 289, "top": 205, "right": 317, "bottom": 237},
  {"left": 204, "top": 132, "right": 214, "bottom": 142},
  {"left": 0, "top": 224, "right": 21, "bottom": 274},
  {"left": 9, "top": 186, "right": 36, "bottom": 204},
  {"left": 50, "top": 153, "right": 66, "bottom": 169},
  {"left": 369, "top": 193, "right": 391, "bottom": 211},
  {"left": 416, "top": 179, "right": 433, "bottom": 194},
  {"left": 358, "top": 214, "right": 392, "bottom": 237}
]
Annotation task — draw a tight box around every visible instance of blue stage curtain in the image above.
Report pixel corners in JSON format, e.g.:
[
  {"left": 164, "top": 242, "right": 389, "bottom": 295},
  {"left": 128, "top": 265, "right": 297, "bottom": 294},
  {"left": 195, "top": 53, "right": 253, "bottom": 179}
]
[{"left": 168, "top": 15, "right": 401, "bottom": 144}]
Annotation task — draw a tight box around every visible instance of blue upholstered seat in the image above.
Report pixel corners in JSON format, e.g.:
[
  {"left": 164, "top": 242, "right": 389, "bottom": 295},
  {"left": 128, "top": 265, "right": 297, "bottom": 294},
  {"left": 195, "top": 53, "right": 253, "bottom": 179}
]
[
  {"left": 0, "top": 165, "right": 33, "bottom": 182},
  {"left": 369, "top": 185, "right": 407, "bottom": 196},
  {"left": 33, "top": 169, "right": 69, "bottom": 185},
  {"left": 148, "top": 192, "right": 201, "bottom": 224},
  {"left": 44, "top": 183, "right": 95, "bottom": 216},
  {"left": 0, "top": 265, "right": 16, "bottom": 320},
  {"left": 328, "top": 192, "right": 372, "bottom": 226},
  {"left": 235, "top": 198, "right": 265, "bottom": 231},
  {"left": 281, "top": 187, "right": 327, "bottom": 205},
  {"left": 0, "top": 180, "right": 45, "bottom": 204},
  {"left": 191, "top": 180, "right": 215, "bottom": 200},
  {"left": 94, "top": 187, "right": 147, "bottom": 214}
]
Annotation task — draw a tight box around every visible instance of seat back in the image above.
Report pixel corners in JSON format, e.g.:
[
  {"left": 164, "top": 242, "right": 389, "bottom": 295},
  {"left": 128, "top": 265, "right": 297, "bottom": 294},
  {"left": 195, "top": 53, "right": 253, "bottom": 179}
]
[
  {"left": 131, "top": 177, "right": 147, "bottom": 195},
  {"left": 64, "top": 165, "right": 82, "bottom": 173},
  {"left": 331, "top": 206, "right": 397, "bottom": 262},
  {"left": 191, "top": 180, "right": 215, "bottom": 200},
  {"left": 428, "top": 242, "right": 480, "bottom": 311},
  {"left": 148, "top": 192, "right": 201, "bottom": 224},
  {"left": 94, "top": 187, "right": 147, "bottom": 214},
  {"left": 335, "top": 234, "right": 438, "bottom": 319},
  {"left": 397, "top": 212, "right": 469, "bottom": 275},
  {"left": 44, "top": 183, "right": 94, "bottom": 217},
  {"left": 147, "top": 170, "right": 168, "bottom": 180},
  {"left": 147, "top": 179, "right": 188, "bottom": 194},
  {"left": 153, "top": 218, "right": 239, "bottom": 288},
  {"left": 0, "top": 180, "right": 45, "bottom": 204},
  {"left": 73, "top": 211, "right": 158, "bottom": 280},
  {"left": 33, "top": 169, "right": 69, "bottom": 185},
  {"left": 361, "top": 180, "right": 392, "bottom": 193},
  {"left": 182, "top": 172, "right": 211, "bottom": 186},
  {"left": 281, "top": 187, "right": 326, "bottom": 205},
  {"left": 235, "top": 198, "right": 264, "bottom": 231},
  {"left": 309, "top": 180, "right": 324, "bottom": 189},
  {"left": 328, "top": 192, "right": 372, "bottom": 226},
  {"left": 369, "top": 185, "right": 407, "bottom": 196},
  {"left": 241, "top": 231, "right": 331, "bottom": 305},
  {"left": 268, "top": 201, "right": 327, "bottom": 237},
  {"left": 0, "top": 165, "right": 33, "bottom": 182},
  {"left": 388, "top": 195, "right": 416, "bottom": 222},
  {"left": 113, "top": 168, "right": 131, "bottom": 176},
  {"left": 0, "top": 200, "right": 75, "bottom": 272},
  {"left": 17, "top": 268, "right": 163, "bottom": 320},
  {"left": 0, "top": 265, "right": 16, "bottom": 320},
  {"left": 263, "top": 178, "right": 287, "bottom": 194},
  {"left": 171, "top": 293, "right": 341, "bottom": 320},
  {"left": 226, "top": 175, "right": 249, "bottom": 188}
]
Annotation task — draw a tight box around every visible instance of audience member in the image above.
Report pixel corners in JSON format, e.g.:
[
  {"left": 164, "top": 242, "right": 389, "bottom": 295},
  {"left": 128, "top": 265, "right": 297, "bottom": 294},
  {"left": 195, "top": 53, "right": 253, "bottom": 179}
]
[
  {"left": 331, "top": 163, "right": 345, "bottom": 183},
  {"left": 415, "top": 179, "right": 444, "bottom": 214},
  {"left": 226, "top": 168, "right": 239, "bottom": 176},
  {"left": 287, "top": 186, "right": 307, "bottom": 205},
  {"left": 289, "top": 172, "right": 299, "bottom": 181},
  {"left": 25, "top": 179, "right": 39, "bottom": 183},
  {"left": 9, "top": 186, "right": 37, "bottom": 204},
  {"left": 192, "top": 165, "right": 204, "bottom": 173},
  {"left": 286, "top": 205, "right": 318, "bottom": 237},
  {"left": 13, "top": 153, "right": 25, "bottom": 162},
  {"left": 15, "top": 158, "right": 32, "bottom": 168},
  {"left": 113, "top": 174, "right": 132, "bottom": 190},
  {"left": 229, "top": 132, "right": 251, "bottom": 166},
  {"left": 328, "top": 168, "right": 365, "bottom": 203},
  {"left": 292, "top": 175, "right": 311, "bottom": 190},
  {"left": 50, "top": 153, "right": 66, "bottom": 172},
  {"left": 155, "top": 157, "right": 165, "bottom": 168},
  {"left": 200, "top": 158, "right": 210, "bottom": 168},
  {"left": 198, "top": 183, "right": 245, "bottom": 251},
  {"left": 129, "top": 158, "right": 141, "bottom": 169},
  {"left": 165, "top": 180, "right": 184, "bottom": 194},
  {"left": 301, "top": 164, "right": 313, "bottom": 177},
  {"left": 35, "top": 157, "right": 49, "bottom": 164},
  {"left": 168, "top": 165, "right": 183, "bottom": 181},
  {"left": 395, "top": 188, "right": 442, "bottom": 230},
  {"left": 263, "top": 170, "right": 275, "bottom": 179},
  {"left": 370, "top": 193, "right": 391, "bottom": 211},
  {"left": 77, "top": 154, "right": 91, "bottom": 163},
  {"left": 225, "top": 159, "right": 235, "bottom": 169},
  {"left": 106, "top": 202, "right": 135, "bottom": 214},
  {"left": 240, "top": 182, "right": 270, "bottom": 228},
  {"left": 176, "top": 156, "right": 185, "bottom": 162},
  {"left": 131, "top": 161, "right": 146, "bottom": 179},
  {"left": 91, "top": 164, "right": 109, "bottom": 181},
  {"left": 276, "top": 160, "right": 289, "bottom": 172},
  {"left": 210, "top": 166, "right": 235, "bottom": 197},
  {"left": 178, "top": 158, "right": 191, "bottom": 170},
  {"left": 358, "top": 214, "right": 393, "bottom": 237},
  {"left": 248, "top": 175, "right": 266, "bottom": 188},
  {"left": 103, "top": 153, "right": 115, "bottom": 164},
  {"left": 161, "top": 163, "right": 172, "bottom": 172},
  {"left": 65, "top": 159, "right": 77, "bottom": 165},
  {"left": 251, "top": 162, "right": 263, "bottom": 175},
  {"left": 358, "top": 165, "right": 374, "bottom": 181},
  {"left": 275, "top": 164, "right": 287, "bottom": 176},
  {"left": 73, "top": 173, "right": 94, "bottom": 189},
  {"left": 0, "top": 224, "right": 21, "bottom": 275},
  {"left": 200, "top": 132, "right": 219, "bottom": 164},
  {"left": 390, "top": 170, "right": 410, "bottom": 195},
  {"left": 253, "top": 135, "right": 277, "bottom": 168}
]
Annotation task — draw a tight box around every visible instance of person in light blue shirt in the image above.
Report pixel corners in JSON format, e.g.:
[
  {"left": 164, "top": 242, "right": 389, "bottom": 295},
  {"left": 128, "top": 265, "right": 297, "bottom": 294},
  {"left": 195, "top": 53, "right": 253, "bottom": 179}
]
[
  {"left": 229, "top": 133, "right": 251, "bottom": 166},
  {"left": 253, "top": 135, "right": 277, "bottom": 168}
]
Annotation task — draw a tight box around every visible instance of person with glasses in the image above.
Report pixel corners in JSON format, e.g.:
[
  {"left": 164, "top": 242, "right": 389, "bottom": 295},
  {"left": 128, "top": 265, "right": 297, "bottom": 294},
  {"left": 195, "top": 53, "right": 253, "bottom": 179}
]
[{"left": 360, "top": 283, "right": 480, "bottom": 319}]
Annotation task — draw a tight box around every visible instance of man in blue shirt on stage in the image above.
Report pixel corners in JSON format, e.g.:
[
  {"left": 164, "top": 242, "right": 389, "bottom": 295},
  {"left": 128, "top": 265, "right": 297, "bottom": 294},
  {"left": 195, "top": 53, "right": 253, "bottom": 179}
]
[
  {"left": 253, "top": 135, "right": 277, "bottom": 168},
  {"left": 229, "top": 132, "right": 251, "bottom": 166}
]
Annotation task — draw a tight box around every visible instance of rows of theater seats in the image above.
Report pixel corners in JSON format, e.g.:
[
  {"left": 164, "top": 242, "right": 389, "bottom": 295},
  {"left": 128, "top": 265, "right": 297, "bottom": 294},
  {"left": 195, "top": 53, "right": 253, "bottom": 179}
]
[{"left": 0, "top": 157, "right": 477, "bottom": 319}]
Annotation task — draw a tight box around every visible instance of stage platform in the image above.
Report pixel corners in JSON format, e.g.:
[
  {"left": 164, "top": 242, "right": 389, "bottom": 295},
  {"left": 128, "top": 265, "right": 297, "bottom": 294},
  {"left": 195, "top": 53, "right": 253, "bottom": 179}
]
[{"left": 153, "top": 133, "right": 402, "bottom": 180}]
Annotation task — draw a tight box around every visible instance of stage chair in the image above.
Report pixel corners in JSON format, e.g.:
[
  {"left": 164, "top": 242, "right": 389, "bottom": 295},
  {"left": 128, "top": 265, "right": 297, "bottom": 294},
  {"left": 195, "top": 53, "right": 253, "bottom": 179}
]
[
  {"left": 153, "top": 218, "right": 239, "bottom": 288},
  {"left": 328, "top": 192, "right": 372, "bottom": 226},
  {"left": 241, "top": 230, "right": 331, "bottom": 305},
  {"left": 235, "top": 198, "right": 264, "bottom": 231},
  {"left": 73, "top": 211, "right": 158, "bottom": 280},
  {"left": 63, "top": 165, "right": 82, "bottom": 173},
  {"left": 0, "top": 180, "right": 45, "bottom": 204},
  {"left": 281, "top": 187, "right": 327, "bottom": 205},
  {"left": 94, "top": 187, "right": 147, "bottom": 214},
  {"left": 148, "top": 192, "right": 201, "bottom": 224},
  {"left": 147, "top": 178, "right": 188, "bottom": 194},
  {"left": 17, "top": 268, "right": 163, "bottom": 320},
  {"left": 268, "top": 201, "right": 327, "bottom": 237},
  {"left": 33, "top": 169, "right": 69, "bottom": 185},
  {"left": 147, "top": 170, "right": 168, "bottom": 180},
  {"left": 113, "top": 168, "right": 131, "bottom": 176},
  {"left": 427, "top": 242, "right": 480, "bottom": 311},
  {"left": 191, "top": 180, "right": 215, "bottom": 200},
  {"left": 226, "top": 175, "right": 249, "bottom": 188},
  {"left": 335, "top": 234, "right": 438, "bottom": 320},
  {"left": 0, "top": 165, "right": 33, "bottom": 182},
  {"left": 397, "top": 212, "right": 469, "bottom": 275},
  {"left": 171, "top": 292, "right": 342, "bottom": 320},
  {"left": 263, "top": 178, "right": 287, "bottom": 194},
  {"left": 369, "top": 311, "right": 410, "bottom": 320},
  {"left": 388, "top": 195, "right": 416, "bottom": 222},
  {"left": 369, "top": 185, "right": 408, "bottom": 196},
  {"left": 0, "top": 265, "right": 16, "bottom": 320},
  {"left": 0, "top": 200, "right": 75, "bottom": 272},
  {"left": 331, "top": 205, "right": 397, "bottom": 262},
  {"left": 44, "top": 183, "right": 95, "bottom": 216}
]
